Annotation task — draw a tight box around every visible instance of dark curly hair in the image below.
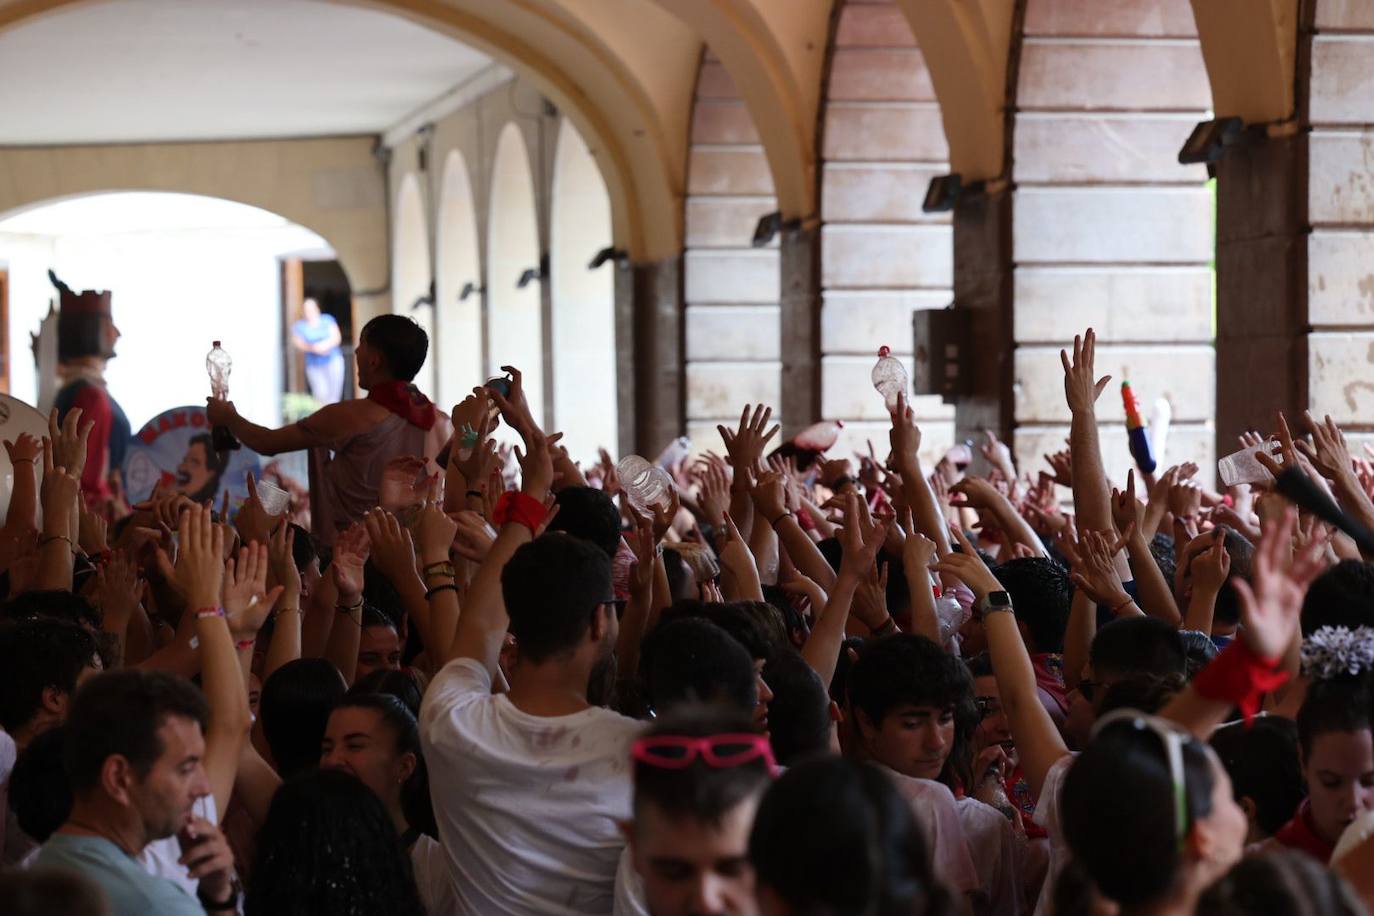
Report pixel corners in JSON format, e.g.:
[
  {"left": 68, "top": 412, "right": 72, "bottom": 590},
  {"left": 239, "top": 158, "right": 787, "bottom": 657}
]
[
  {"left": 246, "top": 769, "right": 426, "bottom": 916},
  {"left": 846, "top": 634, "right": 978, "bottom": 790},
  {"left": 991, "top": 557, "right": 1072, "bottom": 653}
]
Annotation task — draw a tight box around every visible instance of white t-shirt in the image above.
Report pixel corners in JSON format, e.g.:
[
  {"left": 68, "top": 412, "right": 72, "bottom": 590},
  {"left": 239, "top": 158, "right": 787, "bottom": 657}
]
[
  {"left": 611, "top": 847, "right": 650, "bottom": 916},
  {"left": 412, "top": 833, "right": 458, "bottom": 916},
  {"left": 0, "top": 730, "right": 20, "bottom": 866},
  {"left": 420, "top": 657, "right": 642, "bottom": 915},
  {"left": 955, "top": 795, "right": 1022, "bottom": 916},
  {"left": 1032, "top": 755, "right": 1075, "bottom": 916},
  {"left": 138, "top": 795, "right": 218, "bottom": 899},
  {"left": 877, "top": 766, "right": 980, "bottom": 898}
]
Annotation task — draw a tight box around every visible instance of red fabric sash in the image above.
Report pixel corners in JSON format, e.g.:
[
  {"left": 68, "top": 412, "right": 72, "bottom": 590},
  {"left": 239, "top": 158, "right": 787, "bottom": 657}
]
[
  {"left": 1191, "top": 637, "right": 1289, "bottom": 724},
  {"left": 368, "top": 382, "right": 436, "bottom": 431}
]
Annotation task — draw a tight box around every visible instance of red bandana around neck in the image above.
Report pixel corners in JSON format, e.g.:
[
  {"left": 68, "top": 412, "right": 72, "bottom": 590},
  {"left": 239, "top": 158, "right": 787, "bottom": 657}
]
[
  {"left": 1275, "top": 800, "right": 1336, "bottom": 863},
  {"left": 368, "top": 381, "right": 437, "bottom": 431}
]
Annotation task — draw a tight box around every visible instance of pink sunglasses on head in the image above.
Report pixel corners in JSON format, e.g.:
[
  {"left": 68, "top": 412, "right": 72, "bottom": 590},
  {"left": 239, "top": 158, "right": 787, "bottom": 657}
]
[{"left": 632, "top": 733, "right": 778, "bottom": 775}]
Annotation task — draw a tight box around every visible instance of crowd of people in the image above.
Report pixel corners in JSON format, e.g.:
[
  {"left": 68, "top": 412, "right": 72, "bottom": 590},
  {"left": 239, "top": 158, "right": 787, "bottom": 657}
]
[{"left": 3, "top": 312, "right": 1374, "bottom": 916}]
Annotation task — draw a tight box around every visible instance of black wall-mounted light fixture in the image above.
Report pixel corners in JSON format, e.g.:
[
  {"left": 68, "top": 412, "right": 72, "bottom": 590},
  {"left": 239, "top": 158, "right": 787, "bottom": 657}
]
[
  {"left": 752, "top": 212, "right": 782, "bottom": 248},
  {"left": 410, "top": 279, "right": 436, "bottom": 311},
  {"left": 588, "top": 246, "right": 629, "bottom": 270},
  {"left": 922, "top": 174, "right": 962, "bottom": 213},
  {"left": 1178, "top": 117, "right": 1244, "bottom": 165},
  {"left": 458, "top": 281, "right": 484, "bottom": 302},
  {"left": 516, "top": 253, "right": 551, "bottom": 289}
]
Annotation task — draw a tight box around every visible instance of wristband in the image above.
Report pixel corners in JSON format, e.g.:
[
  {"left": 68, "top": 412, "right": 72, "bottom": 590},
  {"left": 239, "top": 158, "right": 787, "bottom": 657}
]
[
  {"left": 422, "top": 561, "right": 457, "bottom": 580},
  {"left": 10, "top": 457, "right": 35, "bottom": 465},
  {"left": 830, "top": 475, "right": 854, "bottom": 491},
  {"left": 274, "top": 606, "right": 301, "bottom": 620},
  {"left": 234, "top": 638, "right": 256, "bottom": 651},
  {"left": 871, "top": 616, "right": 900, "bottom": 637},
  {"left": 40, "top": 534, "right": 76, "bottom": 552},
  {"left": 768, "top": 511, "right": 794, "bottom": 528},
  {"left": 1110, "top": 596, "right": 1134, "bottom": 615},
  {"left": 425, "top": 583, "right": 459, "bottom": 601},
  {"left": 492, "top": 491, "right": 548, "bottom": 533},
  {"left": 1192, "top": 637, "right": 1290, "bottom": 724},
  {"left": 194, "top": 607, "right": 226, "bottom": 620},
  {"left": 797, "top": 508, "right": 816, "bottom": 533},
  {"left": 465, "top": 489, "right": 483, "bottom": 499}
]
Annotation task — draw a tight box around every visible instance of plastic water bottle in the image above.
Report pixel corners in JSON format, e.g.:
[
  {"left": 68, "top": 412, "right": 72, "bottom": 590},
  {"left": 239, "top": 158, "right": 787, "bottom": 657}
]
[
  {"left": 616, "top": 454, "right": 675, "bottom": 514},
  {"left": 871, "top": 346, "right": 908, "bottom": 410},
  {"left": 206, "top": 342, "right": 241, "bottom": 452},
  {"left": 794, "top": 420, "right": 843, "bottom": 452},
  {"left": 934, "top": 588, "right": 968, "bottom": 646},
  {"left": 1121, "top": 381, "right": 1156, "bottom": 473}
]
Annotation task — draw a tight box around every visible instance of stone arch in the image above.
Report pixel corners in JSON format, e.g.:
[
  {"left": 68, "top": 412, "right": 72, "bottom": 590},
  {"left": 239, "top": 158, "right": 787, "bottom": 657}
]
[
  {"left": 392, "top": 171, "right": 435, "bottom": 396},
  {"left": 487, "top": 122, "right": 544, "bottom": 430},
  {"left": 434, "top": 149, "right": 483, "bottom": 410},
  {"left": 818, "top": 0, "right": 954, "bottom": 464},
  {"left": 549, "top": 120, "right": 618, "bottom": 464}
]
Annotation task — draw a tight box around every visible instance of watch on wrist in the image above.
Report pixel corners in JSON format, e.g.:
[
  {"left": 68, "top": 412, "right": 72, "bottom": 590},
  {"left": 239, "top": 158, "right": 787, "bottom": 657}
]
[{"left": 975, "top": 590, "right": 1013, "bottom": 621}]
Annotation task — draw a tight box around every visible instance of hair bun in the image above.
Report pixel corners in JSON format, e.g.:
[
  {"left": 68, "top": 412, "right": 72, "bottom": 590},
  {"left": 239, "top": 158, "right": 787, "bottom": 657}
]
[{"left": 1301, "top": 625, "right": 1374, "bottom": 681}]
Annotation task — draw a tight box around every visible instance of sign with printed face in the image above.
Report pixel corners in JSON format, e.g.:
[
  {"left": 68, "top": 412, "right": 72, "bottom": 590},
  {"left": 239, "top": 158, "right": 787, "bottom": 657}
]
[{"left": 122, "top": 405, "right": 263, "bottom": 506}]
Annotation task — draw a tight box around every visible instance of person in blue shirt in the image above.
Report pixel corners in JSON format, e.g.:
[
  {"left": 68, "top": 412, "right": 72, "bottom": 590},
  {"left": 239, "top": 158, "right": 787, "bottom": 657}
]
[{"left": 291, "top": 297, "right": 344, "bottom": 405}]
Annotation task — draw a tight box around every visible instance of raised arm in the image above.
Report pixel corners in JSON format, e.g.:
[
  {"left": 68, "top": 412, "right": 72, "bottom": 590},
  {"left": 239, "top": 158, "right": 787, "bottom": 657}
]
[
  {"left": 443, "top": 424, "right": 553, "bottom": 674},
  {"left": 753, "top": 470, "right": 837, "bottom": 590},
  {"left": 718, "top": 404, "right": 779, "bottom": 542},
  {"left": 615, "top": 513, "right": 657, "bottom": 682},
  {"left": 1304, "top": 412, "right": 1374, "bottom": 558},
  {"left": 802, "top": 491, "right": 889, "bottom": 687},
  {"left": 1112, "top": 470, "right": 1182, "bottom": 625},
  {"left": 1061, "top": 329, "right": 1115, "bottom": 535},
  {"left": 263, "top": 523, "right": 303, "bottom": 680},
  {"left": 890, "top": 393, "right": 952, "bottom": 558},
  {"left": 949, "top": 476, "right": 1048, "bottom": 559},
  {"left": 1181, "top": 531, "right": 1230, "bottom": 634},
  {"left": 34, "top": 448, "right": 79, "bottom": 591},
  {"left": 3, "top": 434, "right": 41, "bottom": 535},
  {"left": 934, "top": 527, "right": 1070, "bottom": 797},
  {"left": 1162, "top": 510, "right": 1321, "bottom": 737},
  {"left": 324, "top": 524, "right": 369, "bottom": 685}
]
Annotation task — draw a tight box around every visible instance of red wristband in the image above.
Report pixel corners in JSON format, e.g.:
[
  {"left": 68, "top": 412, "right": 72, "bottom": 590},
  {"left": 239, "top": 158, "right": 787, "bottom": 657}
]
[
  {"left": 797, "top": 508, "right": 816, "bottom": 533},
  {"left": 234, "top": 638, "right": 256, "bottom": 651},
  {"left": 492, "top": 491, "right": 548, "bottom": 533},
  {"left": 1191, "top": 637, "right": 1290, "bottom": 724}
]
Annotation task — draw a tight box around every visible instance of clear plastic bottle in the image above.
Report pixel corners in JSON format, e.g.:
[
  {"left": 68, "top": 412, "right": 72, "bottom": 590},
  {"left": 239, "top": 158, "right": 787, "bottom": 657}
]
[
  {"left": 616, "top": 454, "right": 675, "bottom": 514},
  {"left": 206, "top": 341, "right": 241, "bottom": 452},
  {"left": 207, "top": 341, "right": 232, "bottom": 399},
  {"left": 1217, "top": 442, "right": 1278, "bottom": 487},
  {"left": 871, "top": 346, "right": 909, "bottom": 410},
  {"left": 794, "top": 420, "right": 844, "bottom": 452}
]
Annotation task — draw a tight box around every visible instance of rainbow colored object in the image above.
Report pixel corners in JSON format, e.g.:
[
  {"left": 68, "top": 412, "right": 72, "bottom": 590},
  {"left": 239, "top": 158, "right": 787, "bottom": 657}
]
[{"left": 1121, "top": 381, "right": 1157, "bottom": 474}]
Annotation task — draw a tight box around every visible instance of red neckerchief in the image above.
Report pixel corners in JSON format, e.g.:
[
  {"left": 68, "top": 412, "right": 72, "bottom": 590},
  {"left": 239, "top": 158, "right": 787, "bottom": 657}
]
[
  {"left": 368, "top": 381, "right": 436, "bottom": 431},
  {"left": 1275, "top": 800, "right": 1335, "bottom": 863}
]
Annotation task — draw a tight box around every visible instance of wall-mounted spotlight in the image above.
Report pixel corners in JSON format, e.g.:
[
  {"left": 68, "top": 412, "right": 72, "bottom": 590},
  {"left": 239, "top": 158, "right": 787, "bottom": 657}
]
[
  {"left": 1178, "top": 117, "right": 1243, "bottom": 165},
  {"left": 410, "top": 279, "right": 436, "bottom": 311},
  {"left": 458, "top": 281, "right": 484, "bottom": 302},
  {"left": 922, "top": 174, "right": 962, "bottom": 213},
  {"left": 588, "top": 247, "right": 629, "bottom": 270},
  {"left": 752, "top": 211, "right": 783, "bottom": 248},
  {"left": 516, "top": 253, "right": 550, "bottom": 289}
]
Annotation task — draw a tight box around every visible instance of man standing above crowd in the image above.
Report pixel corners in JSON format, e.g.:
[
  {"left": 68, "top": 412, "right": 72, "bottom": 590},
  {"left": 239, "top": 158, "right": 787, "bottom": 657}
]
[{"left": 206, "top": 314, "right": 445, "bottom": 545}]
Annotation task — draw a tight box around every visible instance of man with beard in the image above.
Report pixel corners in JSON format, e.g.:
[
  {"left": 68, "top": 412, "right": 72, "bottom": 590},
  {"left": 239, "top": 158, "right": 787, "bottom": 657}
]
[
  {"left": 50, "top": 275, "right": 130, "bottom": 514},
  {"left": 419, "top": 426, "right": 641, "bottom": 915}
]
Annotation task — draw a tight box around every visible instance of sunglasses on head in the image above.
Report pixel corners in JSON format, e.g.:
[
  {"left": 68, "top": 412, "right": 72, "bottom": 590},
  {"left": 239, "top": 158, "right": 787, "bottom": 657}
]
[
  {"left": 632, "top": 733, "right": 778, "bottom": 775},
  {"left": 1092, "top": 710, "right": 1196, "bottom": 852}
]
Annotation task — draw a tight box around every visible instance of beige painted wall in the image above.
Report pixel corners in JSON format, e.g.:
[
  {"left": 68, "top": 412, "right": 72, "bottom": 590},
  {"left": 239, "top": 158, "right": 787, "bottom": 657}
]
[{"left": 0, "top": 137, "right": 389, "bottom": 322}]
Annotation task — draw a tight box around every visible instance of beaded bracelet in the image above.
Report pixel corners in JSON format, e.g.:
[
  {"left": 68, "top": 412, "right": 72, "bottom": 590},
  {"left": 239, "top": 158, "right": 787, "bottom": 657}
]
[{"left": 422, "top": 561, "right": 457, "bottom": 580}]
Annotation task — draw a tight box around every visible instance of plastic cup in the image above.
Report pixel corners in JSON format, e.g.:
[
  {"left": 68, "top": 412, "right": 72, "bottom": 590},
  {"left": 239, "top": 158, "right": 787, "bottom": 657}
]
[
  {"left": 1217, "top": 442, "right": 1279, "bottom": 487},
  {"left": 254, "top": 479, "right": 291, "bottom": 515}
]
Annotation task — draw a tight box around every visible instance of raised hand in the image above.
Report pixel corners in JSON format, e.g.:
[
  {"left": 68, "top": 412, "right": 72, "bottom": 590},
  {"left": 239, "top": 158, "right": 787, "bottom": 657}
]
[
  {"left": 949, "top": 476, "right": 1000, "bottom": 511},
  {"left": 516, "top": 426, "right": 556, "bottom": 501},
  {"left": 379, "top": 455, "right": 432, "bottom": 513},
  {"left": 235, "top": 472, "right": 285, "bottom": 547},
  {"left": 1232, "top": 509, "right": 1328, "bottom": 659},
  {"left": 48, "top": 407, "right": 94, "bottom": 481},
  {"left": 94, "top": 549, "right": 143, "bottom": 629},
  {"left": 223, "top": 541, "right": 283, "bottom": 641},
  {"left": 1110, "top": 468, "right": 1143, "bottom": 535},
  {"left": 750, "top": 470, "right": 789, "bottom": 522},
  {"left": 412, "top": 488, "right": 458, "bottom": 565},
  {"left": 695, "top": 457, "right": 731, "bottom": 529},
  {"left": 448, "top": 510, "right": 496, "bottom": 563},
  {"left": 1302, "top": 412, "right": 1357, "bottom": 484},
  {"left": 718, "top": 404, "right": 779, "bottom": 476},
  {"left": 174, "top": 503, "right": 225, "bottom": 610},
  {"left": 931, "top": 524, "right": 1004, "bottom": 601},
  {"left": 1189, "top": 530, "right": 1232, "bottom": 599},
  {"left": 980, "top": 430, "right": 1017, "bottom": 484},
  {"left": 4, "top": 432, "right": 41, "bottom": 467},
  {"left": 1069, "top": 529, "right": 1132, "bottom": 610},
  {"left": 889, "top": 391, "right": 922, "bottom": 470},
  {"left": 1167, "top": 477, "right": 1203, "bottom": 520},
  {"left": 1061, "top": 328, "right": 1112, "bottom": 414},
  {"left": 267, "top": 522, "right": 302, "bottom": 599},
  {"left": 331, "top": 523, "right": 370, "bottom": 605},
  {"left": 1044, "top": 448, "right": 1073, "bottom": 488},
  {"left": 363, "top": 508, "right": 420, "bottom": 585},
  {"left": 838, "top": 490, "right": 890, "bottom": 582},
  {"left": 626, "top": 512, "right": 657, "bottom": 598}
]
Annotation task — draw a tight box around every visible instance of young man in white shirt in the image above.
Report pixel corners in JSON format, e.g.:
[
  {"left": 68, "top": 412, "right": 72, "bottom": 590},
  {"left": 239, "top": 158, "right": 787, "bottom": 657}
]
[{"left": 420, "top": 423, "right": 642, "bottom": 915}]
